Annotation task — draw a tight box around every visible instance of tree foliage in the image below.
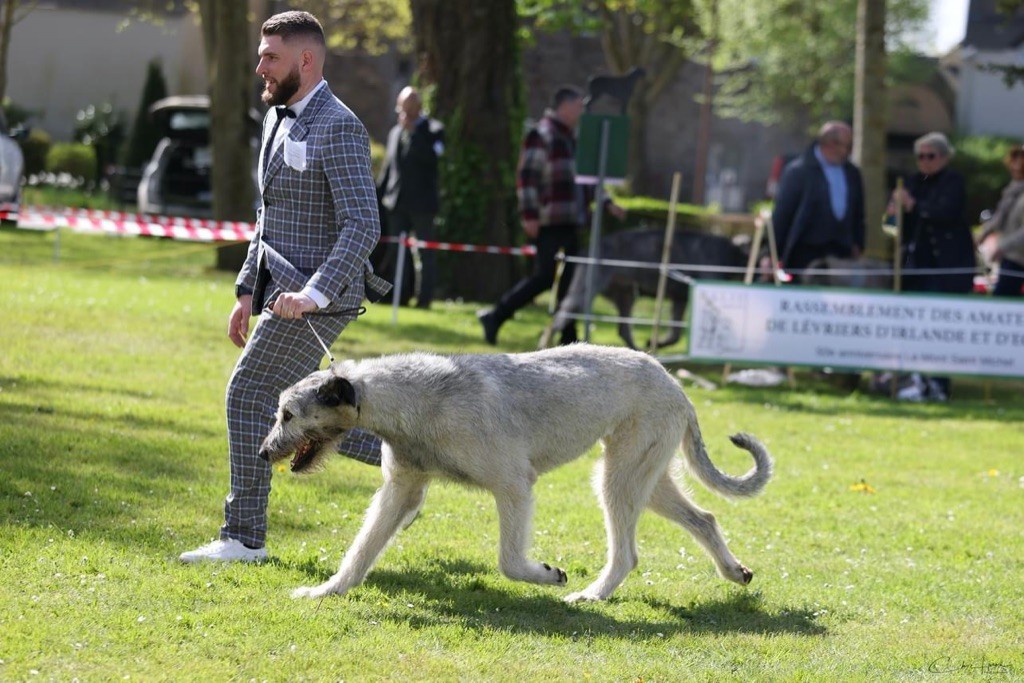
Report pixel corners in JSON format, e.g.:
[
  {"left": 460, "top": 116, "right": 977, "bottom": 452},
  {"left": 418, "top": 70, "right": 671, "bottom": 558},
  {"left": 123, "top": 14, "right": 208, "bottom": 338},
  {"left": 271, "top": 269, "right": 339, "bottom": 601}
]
[
  {"left": 710, "top": 0, "right": 928, "bottom": 126},
  {"left": 285, "top": 0, "right": 411, "bottom": 55},
  {"left": 518, "top": 0, "right": 705, "bottom": 192}
]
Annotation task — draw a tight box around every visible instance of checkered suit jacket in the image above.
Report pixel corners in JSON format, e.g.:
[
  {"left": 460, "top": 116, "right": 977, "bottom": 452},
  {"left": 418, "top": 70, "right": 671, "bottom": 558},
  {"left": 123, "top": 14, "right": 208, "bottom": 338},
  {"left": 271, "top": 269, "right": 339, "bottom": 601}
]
[{"left": 237, "top": 85, "right": 390, "bottom": 308}]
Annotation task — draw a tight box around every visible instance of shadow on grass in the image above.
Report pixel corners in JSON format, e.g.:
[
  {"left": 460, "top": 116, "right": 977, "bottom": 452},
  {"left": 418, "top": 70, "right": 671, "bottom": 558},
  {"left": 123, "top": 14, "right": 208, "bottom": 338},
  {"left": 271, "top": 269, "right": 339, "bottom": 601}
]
[
  {"left": 686, "top": 372, "right": 1024, "bottom": 423},
  {"left": 276, "top": 556, "right": 826, "bottom": 639},
  {"left": 0, "top": 399, "right": 219, "bottom": 548},
  {"left": 0, "top": 373, "right": 193, "bottom": 405},
  {"left": 0, "top": 397, "right": 221, "bottom": 437}
]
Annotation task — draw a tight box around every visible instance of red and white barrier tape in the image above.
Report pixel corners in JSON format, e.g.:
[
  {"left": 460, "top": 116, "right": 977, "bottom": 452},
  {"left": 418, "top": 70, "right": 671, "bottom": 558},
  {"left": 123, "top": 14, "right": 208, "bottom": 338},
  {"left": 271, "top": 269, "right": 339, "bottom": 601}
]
[
  {"left": 1, "top": 205, "right": 536, "bottom": 256},
  {"left": 2, "top": 205, "right": 254, "bottom": 242},
  {"left": 381, "top": 234, "right": 535, "bottom": 256}
]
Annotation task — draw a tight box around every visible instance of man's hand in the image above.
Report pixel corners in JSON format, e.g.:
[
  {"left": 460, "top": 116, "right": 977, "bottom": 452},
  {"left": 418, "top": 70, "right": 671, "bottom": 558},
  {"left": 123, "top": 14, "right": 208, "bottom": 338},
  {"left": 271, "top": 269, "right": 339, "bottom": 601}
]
[
  {"left": 523, "top": 218, "right": 540, "bottom": 240},
  {"left": 228, "top": 294, "right": 253, "bottom": 349},
  {"left": 979, "top": 232, "right": 1002, "bottom": 264},
  {"left": 894, "top": 188, "right": 915, "bottom": 212},
  {"left": 272, "top": 292, "right": 318, "bottom": 320}
]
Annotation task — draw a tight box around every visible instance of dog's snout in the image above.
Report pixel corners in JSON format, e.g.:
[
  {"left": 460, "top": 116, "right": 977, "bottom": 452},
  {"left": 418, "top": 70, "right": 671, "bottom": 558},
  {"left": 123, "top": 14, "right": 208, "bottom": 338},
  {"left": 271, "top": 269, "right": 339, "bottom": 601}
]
[{"left": 258, "top": 448, "right": 270, "bottom": 462}]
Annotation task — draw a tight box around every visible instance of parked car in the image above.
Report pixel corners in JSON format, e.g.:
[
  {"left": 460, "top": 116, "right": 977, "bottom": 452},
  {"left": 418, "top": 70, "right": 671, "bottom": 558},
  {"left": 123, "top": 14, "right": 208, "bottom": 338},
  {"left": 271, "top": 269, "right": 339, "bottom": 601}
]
[
  {"left": 137, "top": 95, "right": 261, "bottom": 217},
  {"left": 0, "top": 108, "right": 25, "bottom": 205}
]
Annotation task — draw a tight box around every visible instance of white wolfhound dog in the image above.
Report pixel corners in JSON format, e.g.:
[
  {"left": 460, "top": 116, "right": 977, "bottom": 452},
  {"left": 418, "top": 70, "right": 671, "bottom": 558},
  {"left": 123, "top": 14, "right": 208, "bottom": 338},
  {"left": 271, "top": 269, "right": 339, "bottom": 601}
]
[{"left": 260, "top": 344, "right": 773, "bottom": 602}]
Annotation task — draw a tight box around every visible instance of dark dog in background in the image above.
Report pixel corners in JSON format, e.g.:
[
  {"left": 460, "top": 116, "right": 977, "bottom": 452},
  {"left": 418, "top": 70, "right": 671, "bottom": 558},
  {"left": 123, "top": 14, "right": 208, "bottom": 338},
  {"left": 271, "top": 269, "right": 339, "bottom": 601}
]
[
  {"left": 800, "top": 256, "right": 893, "bottom": 290},
  {"left": 585, "top": 67, "right": 647, "bottom": 114},
  {"left": 546, "top": 228, "right": 747, "bottom": 350}
]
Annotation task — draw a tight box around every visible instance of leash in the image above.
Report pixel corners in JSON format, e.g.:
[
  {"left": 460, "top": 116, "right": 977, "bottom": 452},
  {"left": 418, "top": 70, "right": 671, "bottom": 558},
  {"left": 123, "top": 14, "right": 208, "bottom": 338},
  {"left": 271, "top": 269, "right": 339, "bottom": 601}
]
[
  {"left": 303, "top": 306, "right": 366, "bottom": 364},
  {"left": 265, "top": 297, "right": 367, "bottom": 364}
]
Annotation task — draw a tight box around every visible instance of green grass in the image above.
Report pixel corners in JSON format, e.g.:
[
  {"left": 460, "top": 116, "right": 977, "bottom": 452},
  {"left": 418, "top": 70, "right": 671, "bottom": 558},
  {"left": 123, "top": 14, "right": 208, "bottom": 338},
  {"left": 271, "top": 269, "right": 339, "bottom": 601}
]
[
  {"left": 2, "top": 225, "right": 1023, "bottom": 682},
  {"left": 19, "top": 185, "right": 123, "bottom": 211}
]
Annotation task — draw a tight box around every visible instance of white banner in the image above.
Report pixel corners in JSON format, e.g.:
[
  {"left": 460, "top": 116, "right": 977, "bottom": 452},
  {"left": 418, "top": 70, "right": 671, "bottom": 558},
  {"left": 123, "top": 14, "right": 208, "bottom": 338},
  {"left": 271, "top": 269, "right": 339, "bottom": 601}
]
[{"left": 687, "top": 283, "right": 1024, "bottom": 378}]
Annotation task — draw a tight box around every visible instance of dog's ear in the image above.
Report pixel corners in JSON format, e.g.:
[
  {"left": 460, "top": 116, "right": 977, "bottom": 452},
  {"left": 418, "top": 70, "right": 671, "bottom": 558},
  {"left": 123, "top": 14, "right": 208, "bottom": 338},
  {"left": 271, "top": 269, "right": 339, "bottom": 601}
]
[{"left": 316, "top": 375, "right": 357, "bottom": 408}]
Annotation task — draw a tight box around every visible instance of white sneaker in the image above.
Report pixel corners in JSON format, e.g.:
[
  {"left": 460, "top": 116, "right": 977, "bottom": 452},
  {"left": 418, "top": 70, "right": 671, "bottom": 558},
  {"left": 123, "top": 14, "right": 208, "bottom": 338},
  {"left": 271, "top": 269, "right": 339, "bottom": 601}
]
[
  {"left": 179, "top": 538, "right": 267, "bottom": 563},
  {"left": 896, "top": 384, "right": 925, "bottom": 401},
  {"left": 896, "top": 374, "right": 926, "bottom": 402}
]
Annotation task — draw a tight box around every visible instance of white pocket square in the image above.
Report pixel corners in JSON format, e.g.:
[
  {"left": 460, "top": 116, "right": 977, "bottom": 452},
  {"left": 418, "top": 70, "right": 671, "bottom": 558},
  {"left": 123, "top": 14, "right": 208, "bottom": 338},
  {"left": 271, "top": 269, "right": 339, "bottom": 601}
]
[{"left": 284, "top": 138, "right": 308, "bottom": 172}]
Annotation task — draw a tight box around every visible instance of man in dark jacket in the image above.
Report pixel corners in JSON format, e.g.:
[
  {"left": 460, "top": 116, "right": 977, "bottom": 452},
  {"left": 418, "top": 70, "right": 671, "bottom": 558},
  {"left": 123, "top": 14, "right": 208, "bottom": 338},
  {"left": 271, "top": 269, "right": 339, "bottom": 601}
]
[
  {"left": 378, "top": 86, "right": 444, "bottom": 308},
  {"left": 772, "top": 121, "right": 865, "bottom": 274}
]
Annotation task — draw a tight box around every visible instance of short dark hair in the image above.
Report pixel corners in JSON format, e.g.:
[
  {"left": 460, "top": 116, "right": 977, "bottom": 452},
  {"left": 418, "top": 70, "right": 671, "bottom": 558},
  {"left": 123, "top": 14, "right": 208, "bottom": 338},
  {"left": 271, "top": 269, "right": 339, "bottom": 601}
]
[
  {"left": 261, "top": 10, "right": 325, "bottom": 46},
  {"left": 551, "top": 86, "right": 584, "bottom": 110}
]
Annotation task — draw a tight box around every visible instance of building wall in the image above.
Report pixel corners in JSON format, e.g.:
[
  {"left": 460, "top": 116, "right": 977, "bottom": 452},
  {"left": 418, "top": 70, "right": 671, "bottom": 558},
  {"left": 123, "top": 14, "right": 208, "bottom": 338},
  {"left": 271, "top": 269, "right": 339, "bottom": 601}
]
[
  {"left": 7, "top": 6, "right": 206, "bottom": 141},
  {"left": 956, "top": 48, "right": 1024, "bottom": 137}
]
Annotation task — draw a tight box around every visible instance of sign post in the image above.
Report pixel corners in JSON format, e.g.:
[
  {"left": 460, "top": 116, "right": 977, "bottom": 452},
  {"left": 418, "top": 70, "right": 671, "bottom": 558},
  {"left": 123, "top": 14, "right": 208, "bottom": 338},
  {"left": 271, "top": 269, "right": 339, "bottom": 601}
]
[{"left": 576, "top": 113, "right": 630, "bottom": 341}]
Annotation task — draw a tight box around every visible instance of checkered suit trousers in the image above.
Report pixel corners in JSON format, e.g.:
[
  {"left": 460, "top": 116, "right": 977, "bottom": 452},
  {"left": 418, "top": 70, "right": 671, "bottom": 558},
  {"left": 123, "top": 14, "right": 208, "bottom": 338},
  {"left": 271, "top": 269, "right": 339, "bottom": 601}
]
[
  {"left": 221, "top": 284, "right": 382, "bottom": 547},
  {"left": 220, "top": 85, "right": 386, "bottom": 548}
]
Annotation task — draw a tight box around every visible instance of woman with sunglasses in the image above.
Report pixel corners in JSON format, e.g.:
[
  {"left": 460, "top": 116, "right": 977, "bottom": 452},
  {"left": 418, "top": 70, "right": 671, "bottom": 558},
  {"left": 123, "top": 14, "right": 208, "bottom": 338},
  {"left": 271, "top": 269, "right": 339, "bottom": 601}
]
[
  {"left": 887, "top": 131, "right": 975, "bottom": 402},
  {"left": 977, "top": 144, "right": 1024, "bottom": 297}
]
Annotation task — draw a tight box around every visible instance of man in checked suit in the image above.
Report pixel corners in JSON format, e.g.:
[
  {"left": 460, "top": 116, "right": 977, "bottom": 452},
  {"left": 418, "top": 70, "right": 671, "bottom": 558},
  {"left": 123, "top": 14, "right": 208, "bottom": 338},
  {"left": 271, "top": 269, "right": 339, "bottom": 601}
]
[{"left": 181, "top": 10, "right": 390, "bottom": 563}]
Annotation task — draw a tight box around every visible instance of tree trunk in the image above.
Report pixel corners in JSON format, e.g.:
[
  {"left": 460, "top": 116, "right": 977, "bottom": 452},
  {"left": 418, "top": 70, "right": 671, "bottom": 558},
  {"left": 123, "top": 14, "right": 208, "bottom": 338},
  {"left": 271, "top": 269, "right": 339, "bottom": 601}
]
[
  {"left": 411, "top": 0, "right": 521, "bottom": 301},
  {"left": 0, "top": 0, "right": 19, "bottom": 103},
  {"left": 853, "top": 0, "right": 887, "bottom": 260},
  {"left": 199, "top": 0, "right": 256, "bottom": 272}
]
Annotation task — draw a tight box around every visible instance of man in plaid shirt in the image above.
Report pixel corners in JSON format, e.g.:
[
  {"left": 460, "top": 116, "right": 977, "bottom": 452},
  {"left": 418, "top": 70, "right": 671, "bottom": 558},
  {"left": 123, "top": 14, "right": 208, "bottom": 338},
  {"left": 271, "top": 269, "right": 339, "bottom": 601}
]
[{"left": 478, "top": 86, "right": 623, "bottom": 346}]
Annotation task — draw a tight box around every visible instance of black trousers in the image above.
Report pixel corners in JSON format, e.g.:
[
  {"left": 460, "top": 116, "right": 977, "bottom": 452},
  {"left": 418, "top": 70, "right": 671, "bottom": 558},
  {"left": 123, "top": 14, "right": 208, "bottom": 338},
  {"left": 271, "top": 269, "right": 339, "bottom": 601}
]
[
  {"left": 388, "top": 206, "right": 437, "bottom": 307},
  {"left": 993, "top": 257, "right": 1024, "bottom": 298},
  {"left": 494, "top": 223, "right": 578, "bottom": 328}
]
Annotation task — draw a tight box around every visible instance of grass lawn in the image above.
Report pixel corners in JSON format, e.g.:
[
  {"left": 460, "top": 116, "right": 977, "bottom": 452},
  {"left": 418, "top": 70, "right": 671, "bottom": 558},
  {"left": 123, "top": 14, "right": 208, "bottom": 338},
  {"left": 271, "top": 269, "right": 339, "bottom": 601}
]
[
  {"left": 19, "top": 186, "right": 124, "bottom": 212},
  {"left": 2, "top": 225, "right": 1023, "bottom": 682}
]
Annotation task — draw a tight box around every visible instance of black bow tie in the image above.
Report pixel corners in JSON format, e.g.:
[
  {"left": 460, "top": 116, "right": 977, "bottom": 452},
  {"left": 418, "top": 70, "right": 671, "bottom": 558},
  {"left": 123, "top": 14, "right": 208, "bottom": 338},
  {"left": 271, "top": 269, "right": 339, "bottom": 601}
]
[{"left": 276, "top": 106, "right": 296, "bottom": 120}]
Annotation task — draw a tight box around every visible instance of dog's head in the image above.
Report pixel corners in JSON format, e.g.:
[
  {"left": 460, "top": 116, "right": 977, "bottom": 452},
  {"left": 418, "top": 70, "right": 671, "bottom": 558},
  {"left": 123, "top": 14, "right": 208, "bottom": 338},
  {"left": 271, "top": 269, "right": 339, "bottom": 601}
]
[{"left": 258, "top": 366, "right": 361, "bottom": 474}]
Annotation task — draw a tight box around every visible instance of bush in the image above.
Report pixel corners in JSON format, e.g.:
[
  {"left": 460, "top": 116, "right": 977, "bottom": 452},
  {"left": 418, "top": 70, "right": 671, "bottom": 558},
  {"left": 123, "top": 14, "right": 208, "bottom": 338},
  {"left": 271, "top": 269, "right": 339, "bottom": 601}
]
[
  {"left": 46, "top": 143, "right": 97, "bottom": 185},
  {"left": 122, "top": 59, "right": 168, "bottom": 168},
  {"left": 951, "top": 134, "right": 1017, "bottom": 225},
  {"left": 614, "top": 195, "right": 715, "bottom": 233},
  {"left": 2, "top": 97, "right": 38, "bottom": 129},
  {"left": 20, "top": 128, "right": 51, "bottom": 177}
]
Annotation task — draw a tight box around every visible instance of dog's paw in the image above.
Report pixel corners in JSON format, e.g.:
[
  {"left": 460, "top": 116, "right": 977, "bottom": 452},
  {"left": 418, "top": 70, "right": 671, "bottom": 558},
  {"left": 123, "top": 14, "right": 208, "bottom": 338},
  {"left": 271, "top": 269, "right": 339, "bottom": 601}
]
[
  {"left": 542, "top": 562, "right": 568, "bottom": 586},
  {"left": 720, "top": 564, "right": 754, "bottom": 586},
  {"left": 564, "top": 590, "right": 603, "bottom": 603},
  {"left": 291, "top": 582, "right": 346, "bottom": 600}
]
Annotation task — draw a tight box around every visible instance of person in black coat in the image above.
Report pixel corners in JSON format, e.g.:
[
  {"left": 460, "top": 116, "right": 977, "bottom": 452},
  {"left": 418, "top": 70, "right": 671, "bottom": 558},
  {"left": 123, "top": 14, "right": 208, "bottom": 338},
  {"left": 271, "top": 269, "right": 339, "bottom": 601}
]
[
  {"left": 887, "top": 131, "right": 976, "bottom": 402},
  {"left": 892, "top": 132, "right": 975, "bottom": 295},
  {"left": 377, "top": 86, "right": 444, "bottom": 308},
  {"left": 771, "top": 121, "right": 866, "bottom": 274}
]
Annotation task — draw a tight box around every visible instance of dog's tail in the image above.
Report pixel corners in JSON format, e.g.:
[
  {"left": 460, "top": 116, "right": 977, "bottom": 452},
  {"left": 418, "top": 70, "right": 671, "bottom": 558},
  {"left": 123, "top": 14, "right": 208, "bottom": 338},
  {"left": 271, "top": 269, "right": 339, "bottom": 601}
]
[{"left": 680, "top": 422, "right": 773, "bottom": 499}]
